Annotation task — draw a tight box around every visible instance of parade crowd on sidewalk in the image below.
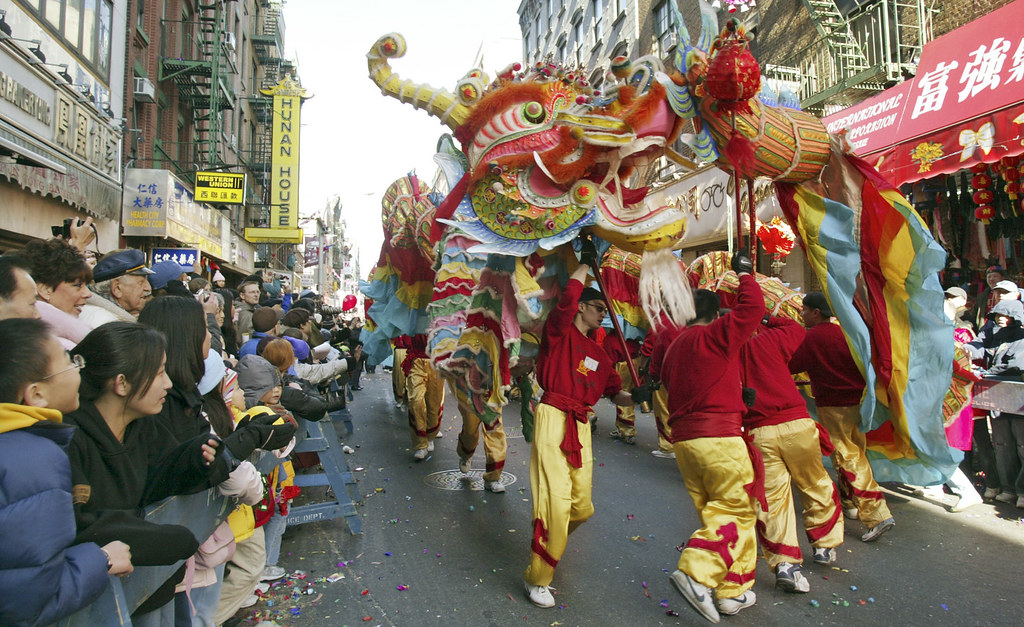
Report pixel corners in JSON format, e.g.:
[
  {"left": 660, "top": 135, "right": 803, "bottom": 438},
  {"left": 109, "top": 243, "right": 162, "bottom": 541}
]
[{"left": 1, "top": 229, "right": 1021, "bottom": 626}]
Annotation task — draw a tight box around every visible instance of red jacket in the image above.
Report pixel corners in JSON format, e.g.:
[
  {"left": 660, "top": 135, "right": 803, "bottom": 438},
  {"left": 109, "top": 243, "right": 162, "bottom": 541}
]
[
  {"left": 662, "top": 274, "right": 765, "bottom": 441},
  {"left": 788, "top": 321, "right": 865, "bottom": 407},
  {"left": 741, "top": 316, "right": 811, "bottom": 430},
  {"left": 536, "top": 279, "right": 621, "bottom": 406}
]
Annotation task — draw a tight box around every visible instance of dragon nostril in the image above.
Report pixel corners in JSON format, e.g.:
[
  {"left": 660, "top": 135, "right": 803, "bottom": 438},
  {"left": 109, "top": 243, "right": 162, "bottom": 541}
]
[{"left": 523, "top": 101, "right": 546, "bottom": 124}]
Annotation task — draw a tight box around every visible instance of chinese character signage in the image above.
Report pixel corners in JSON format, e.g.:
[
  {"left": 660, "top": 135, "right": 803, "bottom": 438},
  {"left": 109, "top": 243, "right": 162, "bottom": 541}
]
[
  {"left": 195, "top": 171, "right": 246, "bottom": 204},
  {"left": 152, "top": 248, "right": 199, "bottom": 270},
  {"left": 822, "top": 0, "right": 1024, "bottom": 186},
  {"left": 245, "top": 76, "right": 308, "bottom": 244},
  {"left": 304, "top": 236, "right": 321, "bottom": 267},
  {"left": 122, "top": 169, "right": 230, "bottom": 258}
]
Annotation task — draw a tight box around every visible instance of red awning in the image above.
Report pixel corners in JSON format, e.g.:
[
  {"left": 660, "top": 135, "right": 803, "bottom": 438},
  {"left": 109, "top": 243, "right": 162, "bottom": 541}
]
[{"left": 823, "top": 0, "right": 1024, "bottom": 186}]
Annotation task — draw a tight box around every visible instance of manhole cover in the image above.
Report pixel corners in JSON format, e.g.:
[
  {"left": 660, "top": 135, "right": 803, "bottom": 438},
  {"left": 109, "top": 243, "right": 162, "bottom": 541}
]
[
  {"left": 504, "top": 426, "right": 523, "bottom": 438},
  {"left": 423, "top": 470, "right": 518, "bottom": 491}
]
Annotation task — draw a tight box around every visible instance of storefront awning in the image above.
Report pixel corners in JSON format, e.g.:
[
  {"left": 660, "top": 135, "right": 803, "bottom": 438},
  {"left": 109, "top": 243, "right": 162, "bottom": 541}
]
[{"left": 823, "top": 0, "right": 1024, "bottom": 186}]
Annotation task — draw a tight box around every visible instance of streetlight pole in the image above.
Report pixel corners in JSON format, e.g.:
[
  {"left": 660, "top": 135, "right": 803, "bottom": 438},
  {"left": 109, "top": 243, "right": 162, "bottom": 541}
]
[{"left": 317, "top": 217, "right": 326, "bottom": 298}]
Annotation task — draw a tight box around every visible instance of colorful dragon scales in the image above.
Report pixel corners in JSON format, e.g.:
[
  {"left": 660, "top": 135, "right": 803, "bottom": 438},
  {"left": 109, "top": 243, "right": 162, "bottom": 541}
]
[{"left": 363, "top": 0, "right": 956, "bottom": 484}]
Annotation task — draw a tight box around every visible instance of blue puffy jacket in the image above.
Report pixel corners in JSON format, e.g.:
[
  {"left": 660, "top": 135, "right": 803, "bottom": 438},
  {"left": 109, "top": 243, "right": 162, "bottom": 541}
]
[{"left": 0, "top": 404, "right": 109, "bottom": 626}]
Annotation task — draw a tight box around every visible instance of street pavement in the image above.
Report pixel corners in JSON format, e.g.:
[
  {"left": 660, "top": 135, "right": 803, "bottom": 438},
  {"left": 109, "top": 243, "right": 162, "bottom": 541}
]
[{"left": 242, "top": 371, "right": 1024, "bottom": 626}]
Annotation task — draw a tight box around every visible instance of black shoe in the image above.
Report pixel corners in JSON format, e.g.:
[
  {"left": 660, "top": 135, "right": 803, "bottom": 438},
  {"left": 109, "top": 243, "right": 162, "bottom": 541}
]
[{"left": 350, "top": 385, "right": 363, "bottom": 391}]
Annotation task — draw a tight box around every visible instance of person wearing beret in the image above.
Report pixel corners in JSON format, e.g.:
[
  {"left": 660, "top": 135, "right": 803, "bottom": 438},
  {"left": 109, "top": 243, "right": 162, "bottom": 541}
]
[{"left": 80, "top": 249, "right": 154, "bottom": 327}]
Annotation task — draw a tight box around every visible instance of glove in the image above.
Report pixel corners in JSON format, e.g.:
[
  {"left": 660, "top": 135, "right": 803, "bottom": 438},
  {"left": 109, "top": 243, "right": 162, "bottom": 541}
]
[
  {"left": 731, "top": 253, "right": 754, "bottom": 275},
  {"left": 223, "top": 414, "right": 297, "bottom": 459},
  {"left": 630, "top": 383, "right": 653, "bottom": 406},
  {"left": 579, "top": 237, "right": 599, "bottom": 269}
]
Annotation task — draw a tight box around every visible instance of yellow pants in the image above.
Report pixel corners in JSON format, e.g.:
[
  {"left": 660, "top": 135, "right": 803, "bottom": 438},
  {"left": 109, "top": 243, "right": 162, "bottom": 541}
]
[
  {"left": 454, "top": 384, "right": 508, "bottom": 481},
  {"left": 392, "top": 347, "right": 408, "bottom": 404},
  {"left": 652, "top": 386, "right": 673, "bottom": 454},
  {"left": 524, "top": 403, "right": 594, "bottom": 587},
  {"left": 817, "top": 406, "right": 892, "bottom": 527},
  {"left": 750, "top": 418, "right": 844, "bottom": 569},
  {"left": 406, "top": 357, "right": 444, "bottom": 450},
  {"left": 614, "top": 360, "right": 638, "bottom": 437},
  {"left": 674, "top": 437, "right": 757, "bottom": 598}
]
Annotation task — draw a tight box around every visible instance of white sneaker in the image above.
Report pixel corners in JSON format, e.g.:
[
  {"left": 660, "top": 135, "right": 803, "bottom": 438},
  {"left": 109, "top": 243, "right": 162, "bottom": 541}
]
[
  {"left": 813, "top": 547, "right": 837, "bottom": 565},
  {"left": 239, "top": 593, "right": 259, "bottom": 608},
  {"left": 459, "top": 456, "right": 472, "bottom": 473},
  {"left": 949, "top": 491, "right": 983, "bottom": 512},
  {"left": 716, "top": 590, "right": 756, "bottom": 615},
  {"left": 775, "top": 562, "right": 810, "bottom": 593},
  {"left": 861, "top": 517, "right": 895, "bottom": 542},
  {"left": 254, "top": 582, "right": 270, "bottom": 594},
  {"left": 413, "top": 448, "right": 428, "bottom": 461},
  {"left": 260, "top": 565, "right": 286, "bottom": 581},
  {"left": 484, "top": 480, "right": 505, "bottom": 493},
  {"left": 983, "top": 487, "right": 1000, "bottom": 499},
  {"left": 524, "top": 580, "right": 554, "bottom": 608},
  {"left": 843, "top": 507, "right": 859, "bottom": 520},
  {"left": 994, "top": 491, "right": 1016, "bottom": 503},
  {"left": 651, "top": 449, "right": 676, "bottom": 459},
  {"left": 670, "top": 570, "right": 719, "bottom": 623},
  {"left": 1017, "top": 495, "right": 1024, "bottom": 509},
  {"left": 427, "top": 441, "right": 435, "bottom": 452},
  {"left": 434, "top": 431, "right": 443, "bottom": 439}
]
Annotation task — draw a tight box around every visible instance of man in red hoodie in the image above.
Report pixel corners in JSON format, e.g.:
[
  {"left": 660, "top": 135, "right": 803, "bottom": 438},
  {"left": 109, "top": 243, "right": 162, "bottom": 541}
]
[
  {"left": 661, "top": 254, "right": 764, "bottom": 623},
  {"left": 523, "top": 260, "right": 634, "bottom": 609},
  {"left": 740, "top": 315, "right": 843, "bottom": 594},
  {"left": 788, "top": 292, "right": 895, "bottom": 543}
]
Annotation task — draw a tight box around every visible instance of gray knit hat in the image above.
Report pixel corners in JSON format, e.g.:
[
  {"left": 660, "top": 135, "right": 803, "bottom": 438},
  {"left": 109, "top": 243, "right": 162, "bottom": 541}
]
[{"left": 236, "top": 355, "right": 281, "bottom": 409}]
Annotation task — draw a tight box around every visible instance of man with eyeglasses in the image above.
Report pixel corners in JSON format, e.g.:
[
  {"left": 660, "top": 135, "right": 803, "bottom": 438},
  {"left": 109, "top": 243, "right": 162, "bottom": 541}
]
[
  {"left": 523, "top": 260, "right": 636, "bottom": 609},
  {"left": 0, "top": 318, "right": 132, "bottom": 624},
  {"left": 80, "top": 249, "right": 155, "bottom": 326}
]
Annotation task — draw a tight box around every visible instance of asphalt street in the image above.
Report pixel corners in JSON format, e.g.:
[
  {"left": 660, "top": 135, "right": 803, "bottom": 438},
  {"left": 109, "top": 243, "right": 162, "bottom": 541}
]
[{"left": 240, "top": 371, "right": 1024, "bottom": 626}]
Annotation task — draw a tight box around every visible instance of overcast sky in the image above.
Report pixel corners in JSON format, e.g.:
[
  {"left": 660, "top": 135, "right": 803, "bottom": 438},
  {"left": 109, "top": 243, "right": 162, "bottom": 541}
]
[{"left": 284, "top": 0, "right": 524, "bottom": 276}]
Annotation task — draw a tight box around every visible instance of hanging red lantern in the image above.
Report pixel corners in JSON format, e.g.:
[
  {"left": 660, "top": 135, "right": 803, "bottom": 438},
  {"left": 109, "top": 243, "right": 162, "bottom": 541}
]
[
  {"left": 1001, "top": 155, "right": 1021, "bottom": 168},
  {"left": 973, "top": 189, "right": 995, "bottom": 205},
  {"left": 972, "top": 173, "right": 993, "bottom": 188},
  {"left": 971, "top": 162, "right": 990, "bottom": 174},
  {"left": 976, "top": 205, "right": 996, "bottom": 224},
  {"left": 756, "top": 216, "right": 796, "bottom": 257},
  {"left": 1007, "top": 181, "right": 1021, "bottom": 200}
]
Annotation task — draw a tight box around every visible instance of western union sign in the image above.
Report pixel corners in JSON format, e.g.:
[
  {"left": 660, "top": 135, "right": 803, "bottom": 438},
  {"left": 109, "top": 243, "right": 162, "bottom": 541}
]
[
  {"left": 245, "top": 75, "right": 309, "bottom": 244},
  {"left": 195, "top": 171, "right": 246, "bottom": 204}
]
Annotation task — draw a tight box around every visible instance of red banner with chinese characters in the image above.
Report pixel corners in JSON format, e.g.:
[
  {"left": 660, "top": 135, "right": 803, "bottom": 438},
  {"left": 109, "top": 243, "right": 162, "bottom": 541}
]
[{"left": 823, "top": 0, "right": 1024, "bottom": 186}]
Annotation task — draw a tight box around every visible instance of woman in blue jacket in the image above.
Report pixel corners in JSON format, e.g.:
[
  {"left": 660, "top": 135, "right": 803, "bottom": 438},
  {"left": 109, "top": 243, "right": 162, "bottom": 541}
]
[{"left": 0, "top": 318, "right": 132, "bottom": 626}]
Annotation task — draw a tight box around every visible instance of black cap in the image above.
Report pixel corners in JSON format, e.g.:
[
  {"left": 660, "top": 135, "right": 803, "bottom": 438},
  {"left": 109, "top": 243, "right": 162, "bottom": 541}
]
[
  {"left": 92, "top": 249, "right": 155, "bottom": 283},
  {"left": 580, "top": 286, "right": 604, "bottom": 303},
  {"left": 802, "top": 291, "right": 833, "bottom": 318}
]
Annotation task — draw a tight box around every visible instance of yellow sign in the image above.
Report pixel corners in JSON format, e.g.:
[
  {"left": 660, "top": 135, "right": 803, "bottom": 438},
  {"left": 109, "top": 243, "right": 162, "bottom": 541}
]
[
  {"left": 195, "top": 171, "right": 246, "bottom": 204},
  {"left": 245, "top": 76, "right": 310, "bottom": 244},
  {"left": 244, "top": 226, "right": 304, "bottom": 244}
]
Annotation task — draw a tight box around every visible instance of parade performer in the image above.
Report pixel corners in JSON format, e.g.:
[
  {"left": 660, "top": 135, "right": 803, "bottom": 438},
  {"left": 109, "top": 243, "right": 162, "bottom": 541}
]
[
  {"left": 405, "top": 333, "right": 444, "bottom": 461},
  {"left": 741, "top": 315, "right": 843, "bottom": 592},
  {"left": 523, "top": 260, "right": 634, "bottom": 608},
  {"left": 662, "top": 253, "right": 764, "bottom": 623},
  {"left": 789, "top": 292, "right": 895, "bottom": 542},
  {"left": 455, "top": 383, "right": 508, "bottom": 493}
]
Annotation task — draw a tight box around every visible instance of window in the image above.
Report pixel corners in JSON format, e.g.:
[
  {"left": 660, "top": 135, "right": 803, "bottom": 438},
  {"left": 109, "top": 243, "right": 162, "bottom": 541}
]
[
  {"left": 19, "top": 0, "right": 113, "bottom": 80},
  {"left": 136, "top": 0, "right": 144, "bottom": 29},
  {"left": 654, "top": 1, "right": 675, "bottom": 54},
  {"left": 573, "top": 15, "right": 583, "bottom": 47},
  {"left": 547, "top": 0, "right": 556, "bottom": 19},
  {"left": 592, "top": 0, "right": 603, "bottom": 43},
  {"left": 558, "top": 40, "right": 566, "bottom": 63}
]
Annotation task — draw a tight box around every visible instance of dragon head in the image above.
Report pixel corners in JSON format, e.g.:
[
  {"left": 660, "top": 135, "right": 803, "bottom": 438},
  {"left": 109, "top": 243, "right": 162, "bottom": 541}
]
[{"left": 368, "top": 33, "right": 689, "bottom": 256}]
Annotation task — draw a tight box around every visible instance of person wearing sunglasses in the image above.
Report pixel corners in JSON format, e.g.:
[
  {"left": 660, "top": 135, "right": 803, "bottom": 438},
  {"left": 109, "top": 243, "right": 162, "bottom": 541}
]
[
  {"left": 523, "top": 260, "right": 635, "bottom": 609},
  {"left": 0, "top": 318, "right": 133, "bottom": 625}
]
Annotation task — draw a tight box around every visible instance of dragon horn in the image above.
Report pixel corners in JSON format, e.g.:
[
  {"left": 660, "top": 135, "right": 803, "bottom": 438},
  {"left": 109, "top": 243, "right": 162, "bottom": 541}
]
[{"left": 367, "top": 33, "right": 471, "bottom": 130}]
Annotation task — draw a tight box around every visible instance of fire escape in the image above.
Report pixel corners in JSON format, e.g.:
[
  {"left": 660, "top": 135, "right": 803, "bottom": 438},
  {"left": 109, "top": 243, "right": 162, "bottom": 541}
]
[
  {"left": 763, "top": 0, "right": 930, "bottom": 113},
  {"left": 247, "top": 0, "right": 286, "bottom": 206},
  {"left": 158, "top": 2, "right": 237, "bottom": 172}
]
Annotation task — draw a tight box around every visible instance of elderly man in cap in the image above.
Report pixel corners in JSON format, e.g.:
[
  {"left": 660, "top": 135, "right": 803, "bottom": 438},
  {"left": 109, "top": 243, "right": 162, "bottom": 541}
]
[
  {"left": 789, "top": 292, "right": 895, "bottom": 543},
  {"left": 79, "top": 249, "right": 154, "bottom": 326}
]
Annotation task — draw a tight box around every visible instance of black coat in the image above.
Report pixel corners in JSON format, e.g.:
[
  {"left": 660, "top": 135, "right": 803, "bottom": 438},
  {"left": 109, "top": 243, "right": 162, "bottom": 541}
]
[{"left": 280, "top": 373, "right": 329, "bottom": 421}]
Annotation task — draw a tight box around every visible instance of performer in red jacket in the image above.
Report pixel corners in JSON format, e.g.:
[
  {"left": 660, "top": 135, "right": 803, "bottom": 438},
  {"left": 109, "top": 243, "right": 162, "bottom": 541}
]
[
  {"left": 660, "top": 254, "right": 764, "bottom": 623},
  {"left": 789, "top": 292, "right": 895, "bottom": 542},
  {"left": 741, "top": 315, "right": 844, "bottom": 593},
  {"left": 523, "top": 261, "right": 633, "bottom": 609}
]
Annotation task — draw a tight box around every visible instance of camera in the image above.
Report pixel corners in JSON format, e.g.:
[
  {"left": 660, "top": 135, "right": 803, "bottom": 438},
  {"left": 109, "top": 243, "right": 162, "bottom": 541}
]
[
  {"left": 741, "top": 387, "right": 757, "bottom": 408},
  {"left": 51, "top": 218, "right": 83, "bottom": 239}
]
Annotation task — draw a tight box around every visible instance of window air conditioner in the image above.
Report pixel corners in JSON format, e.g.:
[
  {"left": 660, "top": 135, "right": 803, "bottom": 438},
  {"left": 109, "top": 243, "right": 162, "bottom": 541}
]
[
  {"left": 223, "top": 32, "right": 237, "bottom": 52},
  {"left": 133, "top": 77, "right": 156, "bottom": 103},
  {"left": 662, "top": 32, "right": 678, "bottom": 52}
]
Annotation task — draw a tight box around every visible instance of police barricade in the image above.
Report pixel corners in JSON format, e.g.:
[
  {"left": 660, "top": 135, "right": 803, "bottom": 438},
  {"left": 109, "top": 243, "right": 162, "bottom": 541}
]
[
  {"left": 971, "top": 377, "right": 1024, "bottom": 414},
  {"left": 286, "top": 417, "right": 362, "bottom": 534},
  {"left": 58, "top": 488, "right": 233, "bottom": 626}
]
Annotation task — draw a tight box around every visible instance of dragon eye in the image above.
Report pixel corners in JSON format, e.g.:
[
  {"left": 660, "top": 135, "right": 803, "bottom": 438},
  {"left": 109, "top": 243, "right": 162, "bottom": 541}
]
[{"left": 522, "top": 101, "right": 546, "bottom": 124}]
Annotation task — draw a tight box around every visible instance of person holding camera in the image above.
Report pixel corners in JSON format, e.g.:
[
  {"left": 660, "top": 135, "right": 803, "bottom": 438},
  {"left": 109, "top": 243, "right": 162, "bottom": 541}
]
[
  {"left": 660, "top": 253, "right": 764, "bottom": 624},
  {"left": 740, "top": 314, "right": 843, "bottom": 595},
  {"left": 789, "top": 292, "right": 895, "bottom": 543}
]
